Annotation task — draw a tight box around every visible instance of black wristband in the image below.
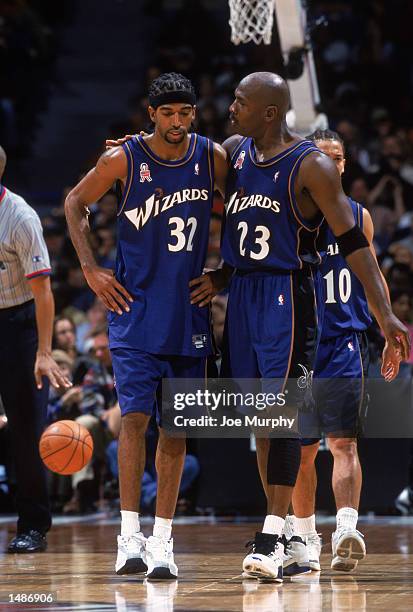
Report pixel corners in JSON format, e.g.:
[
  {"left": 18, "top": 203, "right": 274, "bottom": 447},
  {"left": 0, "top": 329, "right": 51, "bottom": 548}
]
[{"left": 335, "top": 224, "right": 369, "bottom": 258}]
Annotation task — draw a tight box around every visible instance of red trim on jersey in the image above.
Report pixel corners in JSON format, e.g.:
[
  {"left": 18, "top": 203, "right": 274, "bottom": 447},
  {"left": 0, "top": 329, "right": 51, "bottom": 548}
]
[
  {"left": 0, "top": 185, "right": 6, "bottom": 204},
  {"left": 26, "top": 268, "right": 52, "bottom": 279}
]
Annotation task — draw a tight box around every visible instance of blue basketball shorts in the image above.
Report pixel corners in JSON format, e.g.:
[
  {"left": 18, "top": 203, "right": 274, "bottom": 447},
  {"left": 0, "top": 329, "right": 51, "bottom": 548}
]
[
  {"left": 300, "top": 330, "right": 370, "bottom": 443},
  {"left": 111, "top": 347, "right": 207, "bottom": 420},
  {"left": 221, "top": 267, "right": 319, "bottom": 405}
]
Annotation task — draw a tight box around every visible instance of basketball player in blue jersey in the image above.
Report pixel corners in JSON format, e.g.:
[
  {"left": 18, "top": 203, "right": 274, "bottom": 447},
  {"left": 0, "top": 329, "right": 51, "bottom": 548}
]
[
  {"left": 65, "top": 73, "right": 228, "bottom": 580},
  {"left": 190, "top": 72, "right": 409, "bottom": 582},
  {"left": 290, "top": 129, "right": 391, "bottom": 573}
]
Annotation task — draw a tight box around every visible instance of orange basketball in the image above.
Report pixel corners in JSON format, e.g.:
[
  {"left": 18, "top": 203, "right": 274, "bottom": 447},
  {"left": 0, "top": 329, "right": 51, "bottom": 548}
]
[{"left": 39, "top": 420, "right": 94, "bottom": 475}]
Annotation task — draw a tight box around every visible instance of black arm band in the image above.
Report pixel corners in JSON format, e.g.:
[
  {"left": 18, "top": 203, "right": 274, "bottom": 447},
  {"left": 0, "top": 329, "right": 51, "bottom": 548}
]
[{"left": 335, "top": 224, "right": 369, "bottom": 258}]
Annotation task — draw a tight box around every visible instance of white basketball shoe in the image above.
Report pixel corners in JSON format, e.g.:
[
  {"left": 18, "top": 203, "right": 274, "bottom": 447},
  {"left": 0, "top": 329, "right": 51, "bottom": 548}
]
[
  {"left": 331, "top": 528, "right": 366, "bottom": 572},
  {"left": 242, "top": 532, "right": 283, "bottom": 582},
  {"left": 116, "top": 532, "right": 147, "bottom": 575},
  {"left": 145, "top": 536, "right": 178, "bottom": 580},
  {"left": 282, "top": 535, "right": 311, "bottom": 577},
  {"left": 303, "top": 532, "right": 322, "bottom": 571}
]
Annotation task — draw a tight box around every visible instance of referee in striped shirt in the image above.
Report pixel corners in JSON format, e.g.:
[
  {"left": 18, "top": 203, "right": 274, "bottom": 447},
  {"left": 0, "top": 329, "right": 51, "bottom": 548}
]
[{"left": 0, "top": 146, "right": 70, "bottom": 553}]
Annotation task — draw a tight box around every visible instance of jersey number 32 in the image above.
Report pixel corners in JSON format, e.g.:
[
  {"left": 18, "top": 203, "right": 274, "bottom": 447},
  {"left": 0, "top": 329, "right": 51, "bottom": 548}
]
[{"left": 168, "top": 217, "right": 197, "bottom": 252}]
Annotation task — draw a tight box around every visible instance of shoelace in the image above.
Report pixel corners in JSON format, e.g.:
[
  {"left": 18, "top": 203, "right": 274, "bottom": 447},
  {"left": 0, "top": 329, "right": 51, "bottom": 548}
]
[
  {"left": 306, "top": 532, "right": 322, "bottom": 547},
  {"left": 148, "top": 538, "right": 171, "bottom": 557},
  {"left": 121, "top": 533, "right": 145, "bottom": 550},
  {"left": 245, "top": 539, "right": 256, "bottom": 553},
  {"left": 245, "top": 538, "right": 279, "bottom": 557}
]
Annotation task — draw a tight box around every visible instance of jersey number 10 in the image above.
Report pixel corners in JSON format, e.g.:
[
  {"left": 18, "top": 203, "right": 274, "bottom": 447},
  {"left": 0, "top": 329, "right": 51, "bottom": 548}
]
[{"left": 323, "top": 268, "right": 351, "bottom": 304}]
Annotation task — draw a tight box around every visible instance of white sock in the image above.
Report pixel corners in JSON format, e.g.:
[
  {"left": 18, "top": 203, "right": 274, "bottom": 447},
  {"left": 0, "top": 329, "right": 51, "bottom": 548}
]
[
  {"left": 283, "top": 514, "right": 295, "bottom": 539},
  {"left": 120, "top": 510, "right": 140, "bottom": 536},
  {"left": 153, "top": 516, "right": 172, "bottom": 540},
  {"left": 336, "top": 507, "right": 358, "bottom": 531},
  {"left": 262, "top": 514, "right": 285, "bottom": 536},
  {"left": 295, "top": 514, "right": 316, "bottom": 536}
]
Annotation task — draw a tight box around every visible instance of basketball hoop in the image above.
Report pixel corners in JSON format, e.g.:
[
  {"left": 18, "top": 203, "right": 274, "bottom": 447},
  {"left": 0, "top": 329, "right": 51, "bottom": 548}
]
[{"left": 228, "top": 0, "right": 275, "bottom": 45}]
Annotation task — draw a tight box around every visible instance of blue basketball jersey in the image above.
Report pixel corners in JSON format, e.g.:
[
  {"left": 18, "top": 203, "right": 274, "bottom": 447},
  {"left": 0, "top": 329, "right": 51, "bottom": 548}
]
[
  {"left": 108, "top": 133, "right": 214, "bottom": 356},
  {"left": 221, "top": 138, "right": 323, "bottom": 271},
  {"left": 318, "top": 198, "right": 371, "bottom": 339}
]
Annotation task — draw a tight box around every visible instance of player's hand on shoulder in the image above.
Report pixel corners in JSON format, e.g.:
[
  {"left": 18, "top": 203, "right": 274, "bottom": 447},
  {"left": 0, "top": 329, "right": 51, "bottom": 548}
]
[
  {"left": 82, "top": 265, "right": 133, "bottom": 315},
  {"left": 105, "top": 133, "right": 149, "bottom": 150},
  {"left": 35, "top": 353, "right": 73, "bottom": 390},
  {"left": 221, "top": 134, "right": 244, "bottom": 158},
  {"left": 189, "top": 269, "right": 230, "bottom": 307},
  {"left": 213, "top": 142, "right": 229, "bottom": 195}
]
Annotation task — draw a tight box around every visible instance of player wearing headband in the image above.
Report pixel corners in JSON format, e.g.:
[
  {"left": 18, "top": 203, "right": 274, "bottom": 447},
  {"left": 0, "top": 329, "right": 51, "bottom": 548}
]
[{"left": 65, "top": 73, "right": 228, "bottom": 580}]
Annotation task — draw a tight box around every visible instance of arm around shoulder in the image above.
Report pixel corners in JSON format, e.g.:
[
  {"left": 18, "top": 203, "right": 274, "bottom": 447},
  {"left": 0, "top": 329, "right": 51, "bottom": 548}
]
[
  {"left": 221, "top": 134, "right": 244, "bottom": 159},
  {"left": 213, "top": 142, "right": 229, "bottom": 196}
]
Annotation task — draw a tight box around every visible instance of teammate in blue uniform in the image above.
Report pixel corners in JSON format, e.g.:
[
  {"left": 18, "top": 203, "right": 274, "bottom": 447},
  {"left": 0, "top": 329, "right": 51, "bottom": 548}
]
[
  {"left": 291, "top": 130, "right": 391, "bottom": 573},
  {"left": 65, "top": 73, "right": 228, "bottom": 580},
  {"left": 191, "top": 73, "right": 408, "bottom": 582}
]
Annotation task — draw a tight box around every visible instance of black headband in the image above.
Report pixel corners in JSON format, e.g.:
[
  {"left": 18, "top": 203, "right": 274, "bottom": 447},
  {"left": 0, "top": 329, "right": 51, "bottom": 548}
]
[{"left": 149, "top": 90, "right": 196, "bottom": 109}]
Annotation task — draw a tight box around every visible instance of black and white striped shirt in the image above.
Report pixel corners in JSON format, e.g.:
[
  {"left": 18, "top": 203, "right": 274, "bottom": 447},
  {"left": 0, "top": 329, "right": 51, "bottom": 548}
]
[{"left": 0, "top": 186, "right": 51, "bottom": 309}]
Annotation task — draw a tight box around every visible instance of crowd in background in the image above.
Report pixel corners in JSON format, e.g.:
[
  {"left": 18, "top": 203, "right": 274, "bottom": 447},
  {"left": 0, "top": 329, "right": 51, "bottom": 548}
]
[
  {"left": 1, "top": 0, "right": 413, "bottom": 515},
  {"left": 0, "top": 0, "right": 74, "bottom": 157}
]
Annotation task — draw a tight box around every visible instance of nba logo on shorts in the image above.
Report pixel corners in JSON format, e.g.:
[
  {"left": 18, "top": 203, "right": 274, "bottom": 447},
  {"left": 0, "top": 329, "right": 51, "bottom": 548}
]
[
  {"left": 192, "top": 334, "right": 208, "bottom": 349},
  {"left": 348, "top": 341, "right": 354, "bottom": 351},
  {"left": 140, "top": 163, "right": 152, "bottom": 183},
  {"left": 277, "top": 294, "right": 284, "bottom": 306},
  {"left": 234, "top": 150, "right": 245, "bottom": 170}
]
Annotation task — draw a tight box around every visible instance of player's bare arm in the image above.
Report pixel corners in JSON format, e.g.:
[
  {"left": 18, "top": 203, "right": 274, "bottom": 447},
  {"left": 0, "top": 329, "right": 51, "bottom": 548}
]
[
  {"left": 190, "top": 140, "right": 233, "bottom": 306},
  {"left": 297, "top": 151, "right": 410, "bottom": 361},
  {"left": 65, "top": 147, "right": 133, "bottom": 314},
  {"left": 189, "top": 135, "right": 241, "bottom": 306},
  {"left": 362, "top": 208, "right": 400, "bottom": 381},
  {"left": 222, "top": 134, "right": 244, "bottom": 159},
  {"left": 29, "top": 275, "right": 72, "bottom": 389},
  {"left": 213, "top": 142, "right": 228, "bottom": 196}
]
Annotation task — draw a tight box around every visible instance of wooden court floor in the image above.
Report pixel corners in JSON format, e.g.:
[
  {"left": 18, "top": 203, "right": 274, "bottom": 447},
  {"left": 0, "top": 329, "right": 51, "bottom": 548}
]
[{"left": 1, "top": 516, "right": 413, "bottom": 611}]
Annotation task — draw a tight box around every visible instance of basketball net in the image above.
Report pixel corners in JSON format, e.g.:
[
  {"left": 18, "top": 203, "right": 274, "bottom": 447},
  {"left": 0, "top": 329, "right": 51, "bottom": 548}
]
[
  {"left": 229, "top": 0, "right": 325, "bottom": 133},
  {"left": 228, "top": 0, "right": 275, "bottom": 45}
]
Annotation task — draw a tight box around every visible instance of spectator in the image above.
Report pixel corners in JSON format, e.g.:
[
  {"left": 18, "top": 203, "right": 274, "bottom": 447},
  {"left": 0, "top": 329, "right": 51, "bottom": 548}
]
[
  {"left": 386, "top": 263, "right": 413, "bottom": 294},
  {"left": 53, "top": 316, "right": 92, "bottom": 384},
  {"left": 53, "top": 316, "right": 78, "bottom": 361},
  {"left": 52, "top": 329, "right": 117, "bottom": 514},
  {"left": 105, "top": 417, "right": 200, "bottom": 516},
  {"left": 76, "top": 299, "right": 108, "bottom": 353},
  {"left": 390, "top": 290, "right": 413, "bottom": 364},
  {"left": 93, "top": 192, "right": 118, "bottom": 229}
]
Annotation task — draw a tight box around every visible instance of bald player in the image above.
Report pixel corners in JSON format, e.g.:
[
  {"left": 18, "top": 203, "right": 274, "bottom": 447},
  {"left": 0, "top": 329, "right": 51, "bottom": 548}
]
[{"left": 190, "top": 72, "right": 407, "bottom": 582}]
